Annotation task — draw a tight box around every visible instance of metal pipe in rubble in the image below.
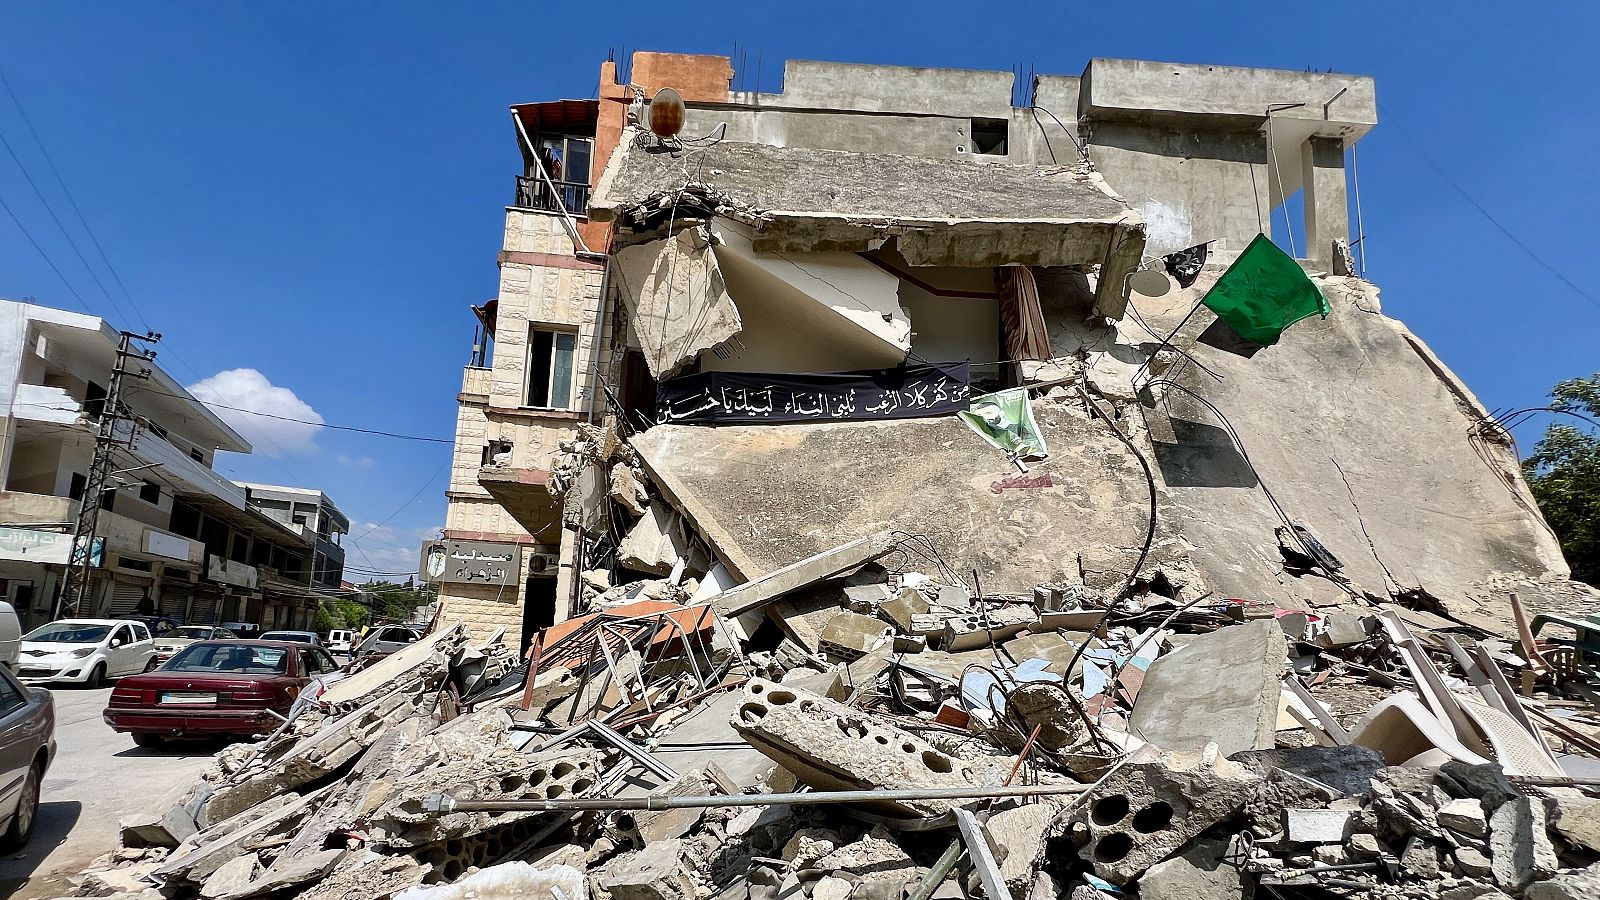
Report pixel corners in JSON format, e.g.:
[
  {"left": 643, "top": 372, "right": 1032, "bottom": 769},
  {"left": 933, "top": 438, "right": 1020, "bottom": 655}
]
[{"left": 423, "top": 782, "right": 1088, "bottom": 815}]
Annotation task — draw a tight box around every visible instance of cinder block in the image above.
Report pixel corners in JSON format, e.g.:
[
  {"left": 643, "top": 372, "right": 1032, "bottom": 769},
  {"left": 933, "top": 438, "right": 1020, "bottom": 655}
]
[
  {"left": 731, "top": 679, "right": 981, "bottom": 817},
  {"left": 1070, "top": 743, "right": 1259, "bottom": 885}
]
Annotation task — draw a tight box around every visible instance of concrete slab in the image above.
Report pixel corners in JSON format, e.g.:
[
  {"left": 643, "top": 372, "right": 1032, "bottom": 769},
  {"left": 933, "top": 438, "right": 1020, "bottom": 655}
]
[
  {"left": 1142, "top": 275, "right": 1578, "bottom": 633},
  {"left": 631, "top": 415, "right": 1152, "bottom": 592},
  {"left": 615, "top": 227, "right": 742, "bottom": 379},
  {"left": 591, "top": 135, "right": 1144, "bottom": 272},
  {"left": 1129, "top": 619, "right": 1286, "bottom": 756}
]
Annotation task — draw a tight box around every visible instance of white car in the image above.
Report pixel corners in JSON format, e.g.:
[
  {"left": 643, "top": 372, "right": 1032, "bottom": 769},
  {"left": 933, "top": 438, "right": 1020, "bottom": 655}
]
[
  {"left": 16, "top": 619, "right": 157, "bottom": 687},
  {"left": 152, "top": 625, "right": 236, "bottom": 665},
  {"left": 0, "top": 602, "right": 19, "bottom": 671},
  {"left": 326, "top": 629, "right": 354, "bottom": 656},
  {"left": 355, "top": 626, "right": 422, "bottom": 661}
]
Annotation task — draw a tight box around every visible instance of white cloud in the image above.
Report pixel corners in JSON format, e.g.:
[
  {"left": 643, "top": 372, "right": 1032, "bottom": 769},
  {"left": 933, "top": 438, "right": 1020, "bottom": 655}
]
[
  {"left": 337, "top": 454, "right": 375, "bottom": 469},
  {"left": 187, "top": 368, "right": 323, "bottom": 456}
]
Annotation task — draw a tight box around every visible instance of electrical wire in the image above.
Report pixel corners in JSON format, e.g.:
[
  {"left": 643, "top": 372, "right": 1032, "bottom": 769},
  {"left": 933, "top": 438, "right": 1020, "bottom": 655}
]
[
  {"left": 0, "top": 114, "right": 136, "bottom": 326},
  {"left": 0, "top": 187, "right": 92, "bottom": 313},
  {"left": 0, "top": 67, "right": 153, "bottom": 331},
  {"left": 1380, "top": 102, "right": 1600, "bottom": 314},
  {"left": 121, "top": 383, "right": 452, "bottom": 444}
]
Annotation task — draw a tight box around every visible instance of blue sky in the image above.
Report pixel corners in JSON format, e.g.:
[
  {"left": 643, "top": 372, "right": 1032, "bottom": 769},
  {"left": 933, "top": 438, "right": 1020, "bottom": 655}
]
[{"left": 1, "top": 2, "right": 1595, "bottom": 577}]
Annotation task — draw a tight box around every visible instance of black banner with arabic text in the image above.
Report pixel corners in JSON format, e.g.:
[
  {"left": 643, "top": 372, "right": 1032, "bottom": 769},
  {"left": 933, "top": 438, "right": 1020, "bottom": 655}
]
[{"left": 655, "top": 362, "right": 970, "bottom": 425}]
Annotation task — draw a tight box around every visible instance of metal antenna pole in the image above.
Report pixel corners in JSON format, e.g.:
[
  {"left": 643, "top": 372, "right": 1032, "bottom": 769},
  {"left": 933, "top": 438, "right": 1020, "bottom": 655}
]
[{"left": 57, "top": 330, "right": 160, "bottom": 619}]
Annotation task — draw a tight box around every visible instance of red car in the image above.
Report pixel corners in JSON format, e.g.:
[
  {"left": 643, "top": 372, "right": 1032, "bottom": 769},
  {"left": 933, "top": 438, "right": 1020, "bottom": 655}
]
[{"left": 103, "top": 640, "right": 342, "bottom": 746}]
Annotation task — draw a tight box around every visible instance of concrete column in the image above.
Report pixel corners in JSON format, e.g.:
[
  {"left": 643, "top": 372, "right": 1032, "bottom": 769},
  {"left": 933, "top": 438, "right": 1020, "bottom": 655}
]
[
  {"left": 1300, "top": 136, "right": 1349, "bottom": 268},
  {"left": 555, "top": 528, "right": 578, "bottom": 623}
]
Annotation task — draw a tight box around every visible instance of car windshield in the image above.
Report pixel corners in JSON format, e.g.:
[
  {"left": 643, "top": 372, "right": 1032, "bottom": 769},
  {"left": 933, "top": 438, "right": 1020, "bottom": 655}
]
[
  {"left": 24, "top": 622, "right": 111, "bottom": 643},
  {"left": 169, "top": 627, "right": 216, "bottom": 640},
  {"left": 165, "top": 643, "right": 288, "bottom": 675},
  {"left": 261, "top": 632, "right": 313, "bottom": 643}
]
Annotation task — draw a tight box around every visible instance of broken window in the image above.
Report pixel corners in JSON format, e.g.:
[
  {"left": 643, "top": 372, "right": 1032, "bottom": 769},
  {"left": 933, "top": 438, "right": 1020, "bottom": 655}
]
[
  {"left": 971, "top": 118, "right": 1009, "bottom": 155},
  {"left": 481, "top": 439, "right": 513, "bottom": 467},
  {"left": 526, "top": 326, "right": 578, "bottom": 409}
]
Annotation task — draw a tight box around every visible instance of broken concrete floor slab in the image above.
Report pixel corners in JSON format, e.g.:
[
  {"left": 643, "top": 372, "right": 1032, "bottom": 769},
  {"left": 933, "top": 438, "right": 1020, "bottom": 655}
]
[{"left": 1129, "top": 618, "right": 1286, "bottom": 756}]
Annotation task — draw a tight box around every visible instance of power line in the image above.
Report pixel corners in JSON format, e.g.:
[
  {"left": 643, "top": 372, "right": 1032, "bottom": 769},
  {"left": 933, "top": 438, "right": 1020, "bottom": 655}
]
[
  {"left": 0, "top": 188, "right": 92, "bottom": 313},
  {"left": 0, "top": 118, "right": 136, "bottom": 326},
  {"left": 349, "top": 458, "right": 451, "bottom": 546},
  {"left": 1381, "top": 102, "right": 1600, "bottom": 315},
  {"left": 124, "top": 382, "right": 453, "bottom": 443},
  {"left": 0, "top": 66, "right": 154, "bottom": 333}
]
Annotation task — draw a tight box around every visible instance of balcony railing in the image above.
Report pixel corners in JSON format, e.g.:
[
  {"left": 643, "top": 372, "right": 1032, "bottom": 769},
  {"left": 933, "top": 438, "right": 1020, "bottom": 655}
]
[{"left": 514, "top": 174, "right": 590, "bottom": 216}]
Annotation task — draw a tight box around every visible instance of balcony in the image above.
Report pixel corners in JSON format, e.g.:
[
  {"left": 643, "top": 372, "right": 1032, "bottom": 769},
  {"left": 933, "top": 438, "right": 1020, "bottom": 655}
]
[
  {"left": 462, "top": 366, "right": 491, "bottom": 396},
  {"left": 0, "top": 491, "right": 204, "bottom": 567},
  {"left": 514, "top": 175, "right": 589, "bottom": 217},
  {"left": 115, "top": 420, "right": 249, "bottom": 510}
]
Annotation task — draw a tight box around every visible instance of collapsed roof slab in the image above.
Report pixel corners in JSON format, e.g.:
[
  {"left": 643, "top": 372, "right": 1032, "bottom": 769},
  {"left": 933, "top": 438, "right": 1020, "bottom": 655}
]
[
  {"left": 614, "top": 227, "right": 743, "bottom": 379},
  {"left": 629, "top": 410, "right": 1154, "bottom": 593},
  {"left": 590, "top": 134, "right": 1146, "bottom": 318},
  {"left": 1137, "top": 275, "right": 1578, "bottom": 633},
  {"left": 708, "top": 220, "right": 910, "bottom": 370}
]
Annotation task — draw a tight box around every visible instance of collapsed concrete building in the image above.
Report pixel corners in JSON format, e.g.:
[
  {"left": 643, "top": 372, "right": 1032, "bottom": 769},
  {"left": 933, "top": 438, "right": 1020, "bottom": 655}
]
[
  {"left": 61, "top": 48, "right": 1600, "bottom": 900},
  {"left": 428, "top": 50, "right": 1587, "bottom": 649}
]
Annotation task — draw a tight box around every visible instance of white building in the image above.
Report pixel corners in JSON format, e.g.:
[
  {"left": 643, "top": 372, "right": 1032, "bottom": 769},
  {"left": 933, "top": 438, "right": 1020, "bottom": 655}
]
[{"left": 0, "top": 300, "right": 324, "bottom": 630}]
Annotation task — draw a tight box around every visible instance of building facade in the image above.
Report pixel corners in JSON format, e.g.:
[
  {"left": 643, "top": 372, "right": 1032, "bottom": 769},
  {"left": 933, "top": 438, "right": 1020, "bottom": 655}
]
[
  {"left": 239, "top": 483, "right": 349, "bottom": 590},
  {"left": 431, "top": 51, "right": 1377, "bottom": 646},
  {"left": 0, "top": 301, "right": 330, "bottom": 631}
]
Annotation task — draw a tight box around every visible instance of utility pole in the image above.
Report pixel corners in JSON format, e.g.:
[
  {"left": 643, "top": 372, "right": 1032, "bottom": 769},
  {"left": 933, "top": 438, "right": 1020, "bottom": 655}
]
[{"left": 57, "top": 330, "right": 160, "bottom": 619}]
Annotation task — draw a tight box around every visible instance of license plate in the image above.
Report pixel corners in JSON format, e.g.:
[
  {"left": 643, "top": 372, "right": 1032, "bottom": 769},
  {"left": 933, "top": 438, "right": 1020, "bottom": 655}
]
[{"left": 160, "top": 691, "right": 216, "bottom": 705}]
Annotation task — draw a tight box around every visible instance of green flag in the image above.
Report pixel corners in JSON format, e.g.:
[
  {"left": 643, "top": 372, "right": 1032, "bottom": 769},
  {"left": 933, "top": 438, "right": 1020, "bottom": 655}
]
[{"left": 1200, "top": 233, "right": 1330, "bottom": 347}]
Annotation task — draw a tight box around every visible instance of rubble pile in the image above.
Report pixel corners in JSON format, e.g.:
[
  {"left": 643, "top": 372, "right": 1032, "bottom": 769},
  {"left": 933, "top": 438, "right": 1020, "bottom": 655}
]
[{"left": 66, "top": 418, "right": 1600, "bottom": 900}]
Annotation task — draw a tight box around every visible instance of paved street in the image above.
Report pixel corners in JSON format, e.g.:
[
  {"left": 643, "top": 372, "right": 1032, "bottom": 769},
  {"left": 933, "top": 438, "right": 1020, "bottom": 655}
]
[{"left": 0, "top": 686, "right": 218, "bottom": 900}]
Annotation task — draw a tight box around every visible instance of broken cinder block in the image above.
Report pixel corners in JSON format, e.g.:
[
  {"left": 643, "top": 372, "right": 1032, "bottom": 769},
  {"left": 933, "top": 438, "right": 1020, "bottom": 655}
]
[
  {"left": 1069, "top": 742, "right": 1260, "bottom": 885},
  {"left": 731, "top": 679, "right": 983, "bottom": 817}
]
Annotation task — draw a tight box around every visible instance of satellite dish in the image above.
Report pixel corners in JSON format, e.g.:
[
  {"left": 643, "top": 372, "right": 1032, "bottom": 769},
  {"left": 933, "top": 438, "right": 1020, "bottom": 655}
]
[
  {"left": 1129, "top": 269, "right": 1171, "bottom": 297},
  {"left": 648, "top": 88, "right": 686, "bottom": 138}
]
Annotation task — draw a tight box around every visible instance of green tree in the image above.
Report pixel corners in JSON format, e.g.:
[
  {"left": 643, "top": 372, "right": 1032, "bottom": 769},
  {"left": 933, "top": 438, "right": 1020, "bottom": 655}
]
[
  {"left": 361, "top": 580, "right": 433, "bottom": 624},
  {"left": 1522, "top": 373, "right": 1600, "bottom": 586},
  {"left": 333, "top": 598, "right": 370, "bottom": 630}
]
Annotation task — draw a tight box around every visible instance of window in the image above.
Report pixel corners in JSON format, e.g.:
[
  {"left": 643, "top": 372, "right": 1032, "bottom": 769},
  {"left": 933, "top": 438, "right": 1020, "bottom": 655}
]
[
  {"left": 139, "top": 482, "right": 161, "bottom": 504},
  {"left": 147, "top": 422, "right": 169, "bottom": 440},
  {"left": 971, "top": 118, "right": 1009, "bottom": 155},
  {"left": 131, "top": 623, "right": 150, "bottom": 643},
  {"left": 68, "top": 472, "right": 86, "bottom": 501},
  {"left": 482, "top": 440, "right": 513, "bottom": 467},
  {"left": 99, "top": 488, "right": 116, "bottom": 511},
  {"left": 529, "top": 134, "right": 594, "bottom": 212},
  {"left": 85, "top": 381, "right": 107, "bottom": 417},
  {"left": 0, "top": 669, "right": 26, "bottom": 718},
  {"left": 302, "top": 648, "right": 336, "bottom": 676},
  {"left": 190, "top": 448, "right": 206, "bottom": 463},
  {"left": 112, "top": 624, "right": 133, "bottom": 646},
  {"left": 526, "top": 327, "right": 577, "bottom": 408}
]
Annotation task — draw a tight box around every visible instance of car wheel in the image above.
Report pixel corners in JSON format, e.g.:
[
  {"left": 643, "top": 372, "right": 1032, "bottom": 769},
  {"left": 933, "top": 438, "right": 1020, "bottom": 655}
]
[
  {"left": 84, "top": 663, "right": 105, "bottom": 689},
  {"left": 132, "top": 733, "right": 164, "bottom": 749},
  {"left": 2, "top": 761, "right": 42, "bottom": 849},
  {"left": 143, "top": 657, "right": 158, "bottom": 673}
]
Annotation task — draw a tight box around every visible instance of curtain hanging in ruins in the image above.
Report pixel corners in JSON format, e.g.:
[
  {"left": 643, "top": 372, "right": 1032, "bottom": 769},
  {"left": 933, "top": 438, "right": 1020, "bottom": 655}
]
[{"left": 999, "top": 266, "right": 1051, "bottom": 363}]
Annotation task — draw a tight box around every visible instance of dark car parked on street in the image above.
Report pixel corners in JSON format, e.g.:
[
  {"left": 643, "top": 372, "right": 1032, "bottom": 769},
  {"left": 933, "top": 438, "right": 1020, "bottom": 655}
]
[
  {"left": 0, "top": 662, "right": 54, "bottom": 849},
  {"left": 103, "top": 640, "right": 341, "bottom": 746}
]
